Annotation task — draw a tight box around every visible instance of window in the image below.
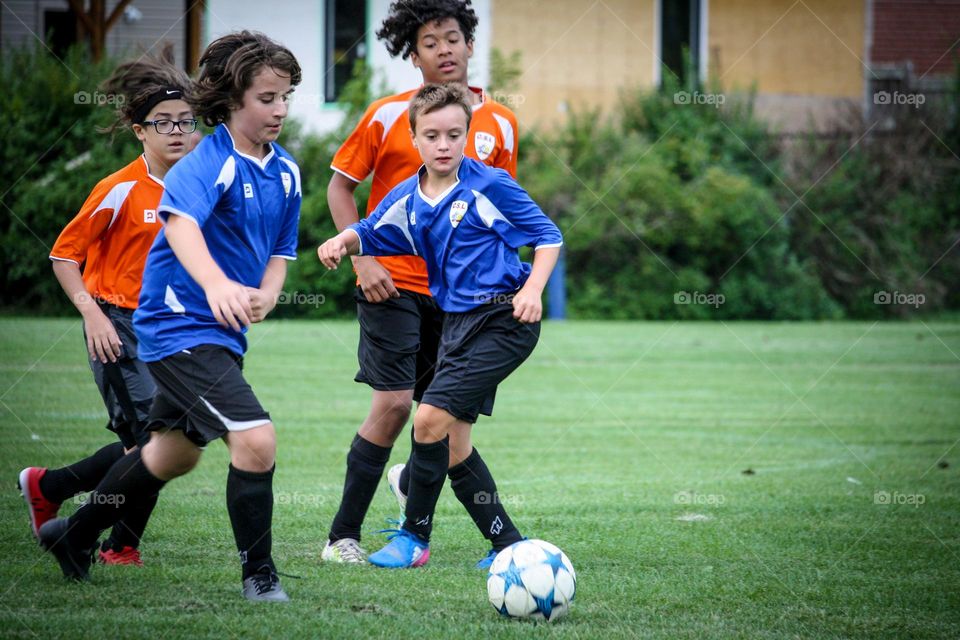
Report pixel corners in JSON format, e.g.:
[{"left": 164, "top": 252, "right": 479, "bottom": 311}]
[
  {"left": 660, "top": 0, "right": 702, "bottom": 85},
  {"left": 44, "top": 9, "right": 77, "bottom": 58},
  {"left": 325, "top": 0, "right": 367, "bottom": 102}
]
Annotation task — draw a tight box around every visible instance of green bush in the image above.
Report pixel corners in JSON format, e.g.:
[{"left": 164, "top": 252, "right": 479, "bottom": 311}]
[
  {"left": 1, "top": 44, "right": 142, "bottom": 313},
  {"left": 520, "top": 74, "right": 839, "bottom": 319}
]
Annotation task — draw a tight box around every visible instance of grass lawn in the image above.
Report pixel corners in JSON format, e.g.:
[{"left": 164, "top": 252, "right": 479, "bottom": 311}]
[{"left": 1, "top": 318, "right": 958, "bottom": 639}]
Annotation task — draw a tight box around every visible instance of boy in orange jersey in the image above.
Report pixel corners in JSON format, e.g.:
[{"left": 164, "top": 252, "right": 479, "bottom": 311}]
[
  {"left": 322, "top": 0, "right": 524, "bottom": 569},
  {"left": 18, "top": 46, "right": 196, "bottom": 567}
]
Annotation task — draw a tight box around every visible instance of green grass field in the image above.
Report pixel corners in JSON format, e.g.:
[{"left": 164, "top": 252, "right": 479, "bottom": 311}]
[{"left": 1, "top": 318, "right": 958, "bottom": 639}]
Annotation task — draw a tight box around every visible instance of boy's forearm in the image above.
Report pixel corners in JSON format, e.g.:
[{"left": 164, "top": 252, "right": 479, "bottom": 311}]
[
  {"left": 52, "top": 260, "right": 102, "bottom": 317},
  {"left": 340, "top": 228, "right": 363, "bottom": 256},
  {"left": 328, "top": 173, "right": 362, "bottom": 232},
  {"left": 523, "top": 246, "right": 561, "bottom": 293},
  {"left": 164, "top": 215, "right": 229, "bottom": 291},
  {"left": 258, "top": 257, "right": 288, "bottom": 298}
]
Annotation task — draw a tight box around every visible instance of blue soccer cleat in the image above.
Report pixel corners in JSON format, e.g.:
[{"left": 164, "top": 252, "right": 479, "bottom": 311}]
[{"left": 368, "top": 528, "right": 430, "bottom": 568}]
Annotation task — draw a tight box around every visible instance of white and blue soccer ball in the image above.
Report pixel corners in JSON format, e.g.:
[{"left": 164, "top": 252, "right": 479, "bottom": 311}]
[{"left": 486, "top": 539, "right": 576, "bottom": 621}]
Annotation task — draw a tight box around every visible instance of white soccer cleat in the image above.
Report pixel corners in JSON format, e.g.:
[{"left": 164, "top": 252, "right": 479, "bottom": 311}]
[
  {"left": 386, "top": 463, "right": 407, "bottom": 513},
  {"left": 321, "top": 538, "right": 368, "bottom": 564}
]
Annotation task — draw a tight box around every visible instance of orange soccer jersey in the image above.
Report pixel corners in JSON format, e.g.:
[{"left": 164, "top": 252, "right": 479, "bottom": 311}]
[
  {"left": 50, "top": 155, "right": 165, "bottom": 309},
  {"left": 331, "top": 86, "right": 519, "bottom": 295}
]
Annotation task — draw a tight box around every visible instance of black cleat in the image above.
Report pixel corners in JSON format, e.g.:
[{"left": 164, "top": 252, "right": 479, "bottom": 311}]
[{"left": 38, "top": 518, "right": 94, "bottom": 582}]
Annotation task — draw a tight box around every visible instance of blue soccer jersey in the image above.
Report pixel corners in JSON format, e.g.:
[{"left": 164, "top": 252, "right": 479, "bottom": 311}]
[
  {"left": 349, "top": 156, "right": 562, "bottom": 313},
  {"left": 134, "top": 124, "right": 301, "bottom": 361}
]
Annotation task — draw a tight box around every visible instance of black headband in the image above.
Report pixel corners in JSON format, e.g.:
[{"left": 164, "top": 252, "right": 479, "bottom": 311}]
[{"left": 132, "top": 87, "right": 184, "bottom": 124}]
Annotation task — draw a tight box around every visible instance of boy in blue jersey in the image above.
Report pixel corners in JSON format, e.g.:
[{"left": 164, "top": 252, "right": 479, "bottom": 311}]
[
  {"left": 38, "top": 32, "right": 301, "bottom": 601},
  {"left": 318, "top": 83, "right": 562, "bottom": 568}
]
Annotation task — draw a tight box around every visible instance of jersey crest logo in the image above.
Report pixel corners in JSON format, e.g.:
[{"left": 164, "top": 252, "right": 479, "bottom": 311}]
[
  {"left": 409, "top": 210, "right": 416, "bottom": 225},
  {"left": 243, "top": 183, "right": 253, "bottom": 199},
  {"left": 449, "top": 200, "right": 468, "bottom": 228},
  {"left": 474, "top": 131, "right": 496, "bottom": 160},
  {"left": 144, "top": 209, "right": 157, "bottom": 224},
  {"left": 281, "top": 172, "right": 291, "bottom": 197}
]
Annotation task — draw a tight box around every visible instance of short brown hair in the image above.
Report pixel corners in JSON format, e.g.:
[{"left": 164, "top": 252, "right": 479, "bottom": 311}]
[
  {"left": 192, "top": 31, "right": 302, "bottom": 127},
  {"left": 408, "top": 83, "right": 472, "bottom": 132}
]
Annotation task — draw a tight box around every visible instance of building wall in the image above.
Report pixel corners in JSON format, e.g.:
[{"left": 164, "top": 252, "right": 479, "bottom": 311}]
[
  {"left": 490, "top": 0, "right": 658, "bottom": 128},
  {"left": 709, "top": 0, "right": 865, "bottom": 98},
  {"left": 103, "top": 1, "right": 188, "bottom": 68},
  {"left": 871, "top": 0, "right": 960, "bottom": 79},
  {"left": 2, "top": 0, "right": 187, "bottom": 67}
]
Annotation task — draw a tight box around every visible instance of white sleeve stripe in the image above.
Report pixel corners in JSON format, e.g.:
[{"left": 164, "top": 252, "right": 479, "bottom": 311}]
[
  {"left": 270, "top": 254, "right": 298, "bottom": 261},
  {"left": 345, "top": 228, "right": 363, "bottom": 256},
  {"left": 214, "top": 156, "right": 236, "bottom": 191},
  {"left": 372, "top": 195, "right": 417, "bottom": 255},
  {"left": 492, "top": 113, "right": 516, "bottom": 156},
  {"left": 87, "top": 180, "right": 136, "bottom": 230},
  {"left": 370, "top": 100, "right": 410, "bottom": 142},
  {"left": 330, "top": 165, "right": 363, "bottom": 183},
  {"left": 534, "top": 242, "right": 564, "bottom": 249},
  {"left": 159, "top": 206, "right": 201, "bottom": 227},
  {"left": 49, "top": 256, "right": 80, "bottom": 265}
]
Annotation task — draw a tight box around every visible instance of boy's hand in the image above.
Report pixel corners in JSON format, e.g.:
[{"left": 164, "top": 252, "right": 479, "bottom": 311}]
[
  {"left": 512, "top": 285, "right": 543, "bottom": 323},
  {"left": 83, "top": 307, "right": 122, "bottom": 363},
  {"left": 205, "top": 279, "right": 252, "bottom": 332},
  {"left": 353, "top": 256, "right": 399, "bottom": 303},
  {"left": 245, "top": 287, "right": 278, "bottom": 323},
  {"left": 317, "top": 237, "right": 348, "bottom": 270}
]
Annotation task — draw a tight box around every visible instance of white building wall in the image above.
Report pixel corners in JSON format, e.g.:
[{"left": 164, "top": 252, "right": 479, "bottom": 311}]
[{"left": 205, "top": 0, "right": 491, "bottom": 134}]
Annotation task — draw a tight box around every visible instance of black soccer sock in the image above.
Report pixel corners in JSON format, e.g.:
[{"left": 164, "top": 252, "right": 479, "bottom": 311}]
[
  {"left": 449, "top": 448, "right": 523, "bottom": 551},
  {"left": 399, "top": 454, "right": 412, "bottom": 497},
  {"left": 226, "top": 464, "right": 276, "bottom": 579},
  {"left": 67, "top": 448, "right": 166, "bottom": 549},
  {"left": 329, "top": 434, "right": 392, "bottom": 542},
  {"left": 398, "top": 428, "right": 413, "bottom": 495},
  {"left": 103, "top": 491, "right": 159, "bottom": 551},
  {"left": 39, "top": 441, "right": 126, "bottom": 504},
  {"left": 402, "top": 436, "right": 449, "bottom": 541}
]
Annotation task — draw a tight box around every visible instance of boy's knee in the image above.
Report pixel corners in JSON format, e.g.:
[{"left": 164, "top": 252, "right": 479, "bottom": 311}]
[
  {"left": 376, "top": 399, "right": 411, "bottom": 435},
  {"left": 413, "top": 405, "right": 456, "bottom": 443},
  {"left": 142, "top": 433, "right": 202, "bottom": 480},
  {"left": 228, "top": 424, "right": 276, "bottom": 472}
]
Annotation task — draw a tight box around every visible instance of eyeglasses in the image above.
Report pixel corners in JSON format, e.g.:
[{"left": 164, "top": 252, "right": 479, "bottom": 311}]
[{"left": 140, "top": 119, "right": 198, "bottom": 134}]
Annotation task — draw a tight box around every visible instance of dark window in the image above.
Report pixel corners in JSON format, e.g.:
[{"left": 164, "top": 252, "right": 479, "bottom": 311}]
[
  {"left": 44, "top": 9, "right": 77, "bottom": 58},
  {"left": 325, "top": 0, "right": 367, "bottom": 102},
  {"left": 660, "top": 0, "right": 701, "bottom": 85}
]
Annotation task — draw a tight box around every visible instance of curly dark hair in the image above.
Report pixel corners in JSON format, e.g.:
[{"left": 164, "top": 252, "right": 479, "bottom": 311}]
[
  {"left": 192, "top": 31, "right": 302, "bottom": 127},
  {"left": 99, "top": 43, "right": 192, "bottom": 134},
  {"left": 376, "top": 0, "right": 479, "bottom": 59}
]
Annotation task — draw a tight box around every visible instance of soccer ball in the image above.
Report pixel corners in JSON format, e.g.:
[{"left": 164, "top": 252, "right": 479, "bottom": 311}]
[{"left": 486, "top": 539, "right": 576, "bottom": 621}]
